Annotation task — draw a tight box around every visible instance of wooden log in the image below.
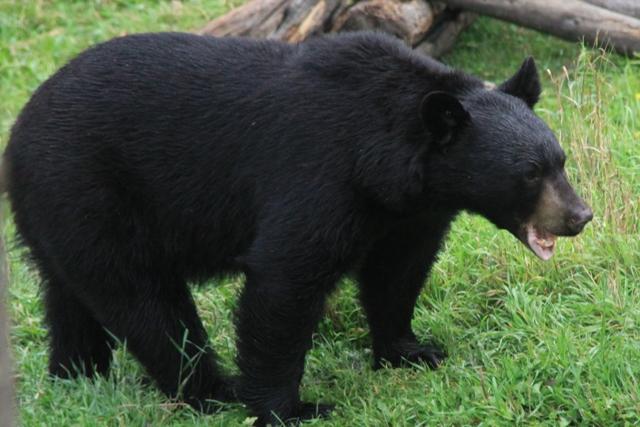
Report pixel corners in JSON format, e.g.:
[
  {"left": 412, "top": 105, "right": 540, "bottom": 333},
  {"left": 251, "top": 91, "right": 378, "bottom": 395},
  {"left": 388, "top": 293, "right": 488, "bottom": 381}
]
[
  {"left": 200, "top": 0, "right": 337, "bottom": 40},
  {"left": 416, "top": 9, "right": 477, "bottom": 58},
  {"left": 200, "top": 0, "right": 342, "bottom": 42},
  {"left": 583, "top": 0, "right": 640, "bottom": 19},
  {"left": 199, "top": 0, "right": 286, "bottom": 38},
  {"left": 437, "top": 0, "right": 640, "bottom": 55},
  {"left": 200, "top": 0, "right": 468, "bottom": 57},
  {"left": 273, "top": 0, "right": 341, "bottom": 43},
  {"left": 331, "top": 0, "right": 434, "bottom": 46}
]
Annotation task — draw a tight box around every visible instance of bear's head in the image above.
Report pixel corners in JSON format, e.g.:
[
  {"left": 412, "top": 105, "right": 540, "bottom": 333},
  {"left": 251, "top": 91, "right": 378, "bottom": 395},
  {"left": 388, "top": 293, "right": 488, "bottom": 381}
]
[{"left": 422, "top": 57, "right": 592, "bottom": 260}]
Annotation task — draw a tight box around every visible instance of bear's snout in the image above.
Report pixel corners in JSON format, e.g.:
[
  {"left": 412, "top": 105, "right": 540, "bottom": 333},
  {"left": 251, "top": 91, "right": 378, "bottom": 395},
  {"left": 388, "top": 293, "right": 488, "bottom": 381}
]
[
  {"left": 566, "top": 204, "right": 593, "bottom": 236},
  {"left": 517, "top": 172, "right": 591, "bottom": 260}
]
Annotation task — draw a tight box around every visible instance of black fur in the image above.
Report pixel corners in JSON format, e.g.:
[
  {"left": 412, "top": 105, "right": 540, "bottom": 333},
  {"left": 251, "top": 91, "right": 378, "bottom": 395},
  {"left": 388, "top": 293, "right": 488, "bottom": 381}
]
[{"left": 5, "top": 31, "right": 576, "bottom": 424}]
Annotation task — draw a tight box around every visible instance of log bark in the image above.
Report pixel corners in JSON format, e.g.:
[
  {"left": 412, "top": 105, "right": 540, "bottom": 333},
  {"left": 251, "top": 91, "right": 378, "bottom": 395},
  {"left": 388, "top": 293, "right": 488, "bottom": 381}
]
[
  {"left": 200, "top": 0, "right": 342, "bottom": 42},
  {"left": 200, "top": 0, "right": 475, "bottom": 57},
  {"left": 438, "top": 0, "right": 640, "bottom": 55},
  {"left": 0, "top": 201, "right": 13, "bottom": 427},
  {"left": 583, "top": 0, "right": 640, "bottom": 19},
  {"left": 199, "top": 0, "right": 288, "bottom": 38},
  {"left": 331, "top": 0, "right": 434, "bottom": 46},
  {"left": 416, "top": 9, "right": 477, "bottom": 58}
]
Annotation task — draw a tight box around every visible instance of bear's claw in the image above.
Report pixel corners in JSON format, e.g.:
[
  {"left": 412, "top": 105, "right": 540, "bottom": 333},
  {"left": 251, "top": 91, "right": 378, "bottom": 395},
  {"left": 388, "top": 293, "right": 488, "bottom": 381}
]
[
  {"left": 254, "top": 402, "right": 335, "bottom": 426},
  {"left": 375, "top": 338, "right": 447, "bottom": 370}
]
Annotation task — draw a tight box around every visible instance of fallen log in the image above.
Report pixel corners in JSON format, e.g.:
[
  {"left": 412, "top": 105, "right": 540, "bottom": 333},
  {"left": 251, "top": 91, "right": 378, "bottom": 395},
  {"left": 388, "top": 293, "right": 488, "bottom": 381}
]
[
  {"left": 583, "top": 0, "right": 640, "bottom": 20},
  {"left": 330, "top": 0, "right": 434, "bottom": 46},
  {"left": 200, "top": 0, "right": 475, "bottom": 57},
  {"left": 200, "top": 0, "right": 342, "bottom": 42},
  {"left": 201, "top": 0, "right": 640, "bottom": 58},
  {"left": 416, "top": 9, "right": 477, "bottom": 58},
  {"left": 438, "top": 0, "right": 640, "bottom": 55}
]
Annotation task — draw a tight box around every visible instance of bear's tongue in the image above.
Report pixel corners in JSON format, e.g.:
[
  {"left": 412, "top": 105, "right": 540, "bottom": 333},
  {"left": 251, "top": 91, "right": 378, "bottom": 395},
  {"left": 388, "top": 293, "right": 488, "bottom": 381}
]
[{"left": 526, "top": 224, "right": 557, "bottom": 261}]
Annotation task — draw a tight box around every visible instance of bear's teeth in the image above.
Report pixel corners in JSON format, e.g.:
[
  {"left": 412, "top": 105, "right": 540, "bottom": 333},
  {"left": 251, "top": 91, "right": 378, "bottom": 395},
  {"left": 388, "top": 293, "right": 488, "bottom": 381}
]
[
  {"left": 525, "top": 224, "right": 557, "bottom": 260},
  {"left": 535, "top": 238, "right": 555, "bottom": 248}
]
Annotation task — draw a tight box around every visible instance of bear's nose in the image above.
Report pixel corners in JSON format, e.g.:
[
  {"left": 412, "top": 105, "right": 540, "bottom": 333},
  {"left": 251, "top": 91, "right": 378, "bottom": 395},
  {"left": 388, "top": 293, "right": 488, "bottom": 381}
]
[{"left": 567, "top": 205, "right": 593, "bottom": 234}]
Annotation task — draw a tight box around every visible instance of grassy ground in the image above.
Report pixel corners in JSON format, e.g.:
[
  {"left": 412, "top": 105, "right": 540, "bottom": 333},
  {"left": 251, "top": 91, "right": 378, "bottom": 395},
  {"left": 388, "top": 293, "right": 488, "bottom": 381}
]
[{"left": 1, "top": 1, "right": 639, "bottom": 425}]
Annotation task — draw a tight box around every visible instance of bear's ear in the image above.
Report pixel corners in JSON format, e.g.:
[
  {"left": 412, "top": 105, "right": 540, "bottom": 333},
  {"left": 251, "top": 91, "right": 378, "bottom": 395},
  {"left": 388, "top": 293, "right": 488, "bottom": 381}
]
[
  {"left": 420, "top": 91, "right": 470, "bottom": 147},
  {"left": 498, "top": 56, "right": 541, "bottom": 108}
]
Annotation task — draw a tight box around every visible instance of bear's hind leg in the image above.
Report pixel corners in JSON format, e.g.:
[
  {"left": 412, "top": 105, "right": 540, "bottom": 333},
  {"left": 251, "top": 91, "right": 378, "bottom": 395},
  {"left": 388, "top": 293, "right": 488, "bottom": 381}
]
[
  {"left": 45, "top": 281, "right": 115, "bottom": 379},
  {"left": 85, "top": 279, "right": 236, "bottom": 412}
]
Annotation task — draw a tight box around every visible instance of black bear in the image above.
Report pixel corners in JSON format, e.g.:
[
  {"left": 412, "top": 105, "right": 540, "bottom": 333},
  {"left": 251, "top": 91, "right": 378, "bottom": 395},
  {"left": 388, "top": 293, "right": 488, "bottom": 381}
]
[{"left": 4, "top": 31, "right": 592, "bottom": 425}]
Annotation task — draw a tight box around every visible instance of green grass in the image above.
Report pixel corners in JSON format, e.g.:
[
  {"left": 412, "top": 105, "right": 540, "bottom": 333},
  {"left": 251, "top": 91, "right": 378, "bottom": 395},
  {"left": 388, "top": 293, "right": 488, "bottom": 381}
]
[{"left": 2, "top": 2, "right": 639, "bottom": 425}]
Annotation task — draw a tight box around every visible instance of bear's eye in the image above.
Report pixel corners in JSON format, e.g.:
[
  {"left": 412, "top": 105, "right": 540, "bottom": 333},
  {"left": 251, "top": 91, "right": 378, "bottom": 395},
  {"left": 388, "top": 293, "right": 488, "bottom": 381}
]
[{"left": 525, "top": 169, "right": 541, "bottom": 183}]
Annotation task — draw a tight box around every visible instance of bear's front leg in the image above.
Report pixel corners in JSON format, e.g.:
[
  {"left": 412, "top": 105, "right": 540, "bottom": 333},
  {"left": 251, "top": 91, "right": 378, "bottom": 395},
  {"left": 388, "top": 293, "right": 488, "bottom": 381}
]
[
  {"left": 358, "top": 215, "right": 453, "bottom": 369},
  {"left": 235, "top": 269, "right": 335, "bottom": 426}
]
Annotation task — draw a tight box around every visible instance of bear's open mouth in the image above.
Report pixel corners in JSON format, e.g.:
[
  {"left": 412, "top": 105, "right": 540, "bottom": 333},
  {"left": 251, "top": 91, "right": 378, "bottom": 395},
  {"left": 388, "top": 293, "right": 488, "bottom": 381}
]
[{"left": 525, "top": 224, "right": 557, "bottom": 261}]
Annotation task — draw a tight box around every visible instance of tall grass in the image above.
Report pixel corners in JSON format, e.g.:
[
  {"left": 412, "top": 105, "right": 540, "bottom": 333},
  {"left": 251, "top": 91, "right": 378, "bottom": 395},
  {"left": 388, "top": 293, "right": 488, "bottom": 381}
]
[{"left": 547, "top": 50, "right": 638, "bottom": 235}]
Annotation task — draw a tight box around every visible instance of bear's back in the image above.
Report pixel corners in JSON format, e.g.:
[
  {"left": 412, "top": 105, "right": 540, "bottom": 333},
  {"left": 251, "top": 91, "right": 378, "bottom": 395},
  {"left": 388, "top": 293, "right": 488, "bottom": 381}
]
[{"left": 5, "top": 31, "right": 474, "bottom": 282}]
